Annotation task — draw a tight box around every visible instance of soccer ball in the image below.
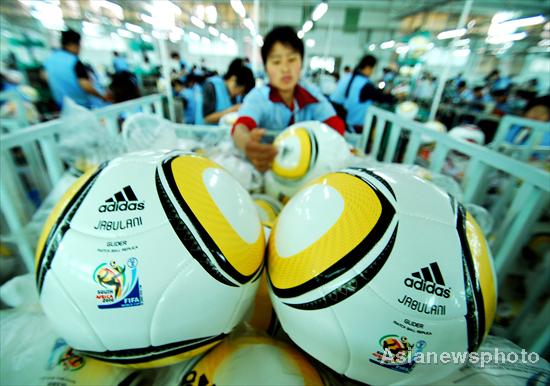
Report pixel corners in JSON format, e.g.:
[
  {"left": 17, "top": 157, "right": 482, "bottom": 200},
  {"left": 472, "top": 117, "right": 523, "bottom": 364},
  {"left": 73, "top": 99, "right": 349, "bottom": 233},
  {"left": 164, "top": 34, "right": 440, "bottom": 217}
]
[
  {"left": 396, "top": 101, "right": 419, "bottom": 120},
  {"left": 161, "top": 336, "right": 325, "bottom": 386},
  {"left": 265, "top": 121, "right": 349, "bottom": 203},
  {"left": 421, "top": 121, "right": 447, "bottom": 144},
  {"left": 35, "top": 151, "right": 265, "bottom": 368},
  {"left": 448, "top": 124, "right": 485, "bottom": 145},
  {"left": 252, "top": 194, "right": 283, "bottom": 227},
  {"left": 267, "top": 166, "right": 497, "bottom": 384}
]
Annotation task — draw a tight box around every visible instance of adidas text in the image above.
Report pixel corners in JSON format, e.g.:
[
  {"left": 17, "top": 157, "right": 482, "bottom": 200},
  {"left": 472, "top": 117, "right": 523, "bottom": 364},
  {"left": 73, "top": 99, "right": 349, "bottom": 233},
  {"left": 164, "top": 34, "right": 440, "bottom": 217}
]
[
  {"left": 404, "top": 278, "right": 451, "bottom": 298},
  {"left": 98, "top": 202, "right": 145, "bottom": 213}
]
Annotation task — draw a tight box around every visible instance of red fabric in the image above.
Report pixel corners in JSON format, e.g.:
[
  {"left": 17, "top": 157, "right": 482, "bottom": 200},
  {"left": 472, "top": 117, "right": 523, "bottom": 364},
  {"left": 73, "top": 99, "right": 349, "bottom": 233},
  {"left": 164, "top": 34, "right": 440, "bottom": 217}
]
[
  {"left": 268, "top": 84, "right": 318, "bottom": 108},
  {"left": 231, "top": 116, "right": 257, "bottom": 135},
  {"left": 323, "top": 115, "right": 346, "bottom": 135}
]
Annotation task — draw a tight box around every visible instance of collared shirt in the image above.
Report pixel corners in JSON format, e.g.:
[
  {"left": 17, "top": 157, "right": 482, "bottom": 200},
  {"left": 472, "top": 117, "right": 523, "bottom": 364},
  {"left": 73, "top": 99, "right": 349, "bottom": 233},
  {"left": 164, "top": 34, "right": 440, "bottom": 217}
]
[{"left": 232, "top": 82, "right": 344, "bottom": 135}]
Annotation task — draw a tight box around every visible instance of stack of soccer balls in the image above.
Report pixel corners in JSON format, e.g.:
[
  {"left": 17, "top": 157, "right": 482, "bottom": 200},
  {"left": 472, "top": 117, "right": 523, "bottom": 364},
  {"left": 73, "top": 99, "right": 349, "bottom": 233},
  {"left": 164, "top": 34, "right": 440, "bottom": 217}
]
[{"left": 36, "top": 143, "right": 497, "bottom": 384}]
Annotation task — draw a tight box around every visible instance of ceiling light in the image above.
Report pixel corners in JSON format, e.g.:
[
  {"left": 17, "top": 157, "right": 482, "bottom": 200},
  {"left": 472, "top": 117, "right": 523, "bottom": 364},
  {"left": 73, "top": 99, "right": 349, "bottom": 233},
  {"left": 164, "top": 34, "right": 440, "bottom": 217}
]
[
  {"left": 91, "top": 0, "right": 123, "bottom": 20},
  {"left": 437, "top": 28, "right": 466, "bottom": 40},
  {"left": 297, "top": 30, "right": 305, "bottom": 39},
  {"left": 208, "top": 26, "right": 219, "bottom": 37},
  {"left": 380, "top": 40, "right": 395, "bottom": 49},
  {"left": 201, "top": 36, "right": 211, "bottom": 45},
  {"left": 117, "top": 28, "right": 133, "bottom": 38},
  {"left": 497, "top": 15, "right": 545, "bottom": 29},
  {"left": 302, "top": 20, "right": 313, "bottom": 33},
  {"left": 306, "top": 38, "right": 316, "bottom": 47},
  {"left": 205, "top": 5, "right": 217, "bottom": 24},
  {"left": 369, "top": 44, "right": 376, "bottom": 51},
  {"left": 312, "top": 1, "right": 328, "bottom": 22},
  {"left": 191, "top": 16, "right": 205, "bottom": 29},
  {"left": 125, "top": 23, "right": 143, "bottom": 34},
  {"left": 189, "top": 31, "right": 200, "bottom": 41},
  {"left": 452, "top": 48, "right": 470, "bottom": 57},
  {"left": 243, "top": 18, "right": 256, "bottom": 35},
  {"left": 230, "top": 0, "right": 246, "bottom": 18},
  {"left": 486, "top": 32, "right": 527, "bottom": 44}
]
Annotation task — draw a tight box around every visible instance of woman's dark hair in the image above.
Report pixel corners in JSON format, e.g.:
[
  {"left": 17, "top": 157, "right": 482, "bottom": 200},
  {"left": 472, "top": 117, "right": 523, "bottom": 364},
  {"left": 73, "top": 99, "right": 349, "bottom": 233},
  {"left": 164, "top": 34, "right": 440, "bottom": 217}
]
[
  {"left": 345, "top": 55, "right": 377, "bottom": 98},
  {"left": 109, "top": 71, "right": 140, "bottom": 103},
  {"left": 261, "top": 26, "right": 304, "bottom": 64},
  {"left": 224, "top": 58, "right": 255, "bottom": 94}
]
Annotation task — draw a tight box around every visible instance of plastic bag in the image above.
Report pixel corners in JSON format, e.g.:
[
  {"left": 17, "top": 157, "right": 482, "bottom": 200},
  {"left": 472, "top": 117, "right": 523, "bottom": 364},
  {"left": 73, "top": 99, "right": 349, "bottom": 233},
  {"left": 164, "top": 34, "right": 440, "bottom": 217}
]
[
  {"left": 59, "top": 98, "right": 123, "bottom": 167},
  {"left": 122, "top": 112, "right": 179, "bottom": 152},
  {"left": 0, "top": 306, "right": 141, "bottom": 386},
  {"left": 208, "top": 140, "right": 262, "bottom": 192}
]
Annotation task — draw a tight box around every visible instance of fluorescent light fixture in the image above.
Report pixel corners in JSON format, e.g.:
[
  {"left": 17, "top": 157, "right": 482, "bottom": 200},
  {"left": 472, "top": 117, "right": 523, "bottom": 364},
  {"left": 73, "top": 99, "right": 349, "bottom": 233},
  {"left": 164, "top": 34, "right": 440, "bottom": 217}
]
[
  {"left": 156, "top": 0, "right": 181, "bottom": 15},
  {"left": 255, "top": 34, "right": 263, "bottom": 46},
  {"left": 205, "top": 5, "right": 217, "bottom": 24},
  {"left": 91, "top": 0, "right": 123, "bottom": 20},
  {"left": 29, "top": 2, "right": 63, "bottom": 27},
  {"left": 195, "top": 4, "right": 205, "bottom": 20},
  {"left": 297, "top": 30, "right": 305, "bottom": 39},
  {"left": 141, "top": 13, "right": 153, "bottom": 24},
  {"left": 230, "top": 0, "right": 246, "bottom": 18},
  {"left": 453, "top": 38, "right": 470, "bottom": 46},
  {"left": 497, "top": 15, "right": 545, "bottom": 29},
  {"left": 452, "top": 48, "right": 470, "bottom": 57},
  {"left": 125, "top": 23, "right": 143, "bottom": 34},
  {"left": 380, "top": 40, "right": 395, "bottom": 49},
  {"left": 191, "top": 16, "right": 205, "bottom": 29},
  {"left": 243, "top": 18, "right": 255, "bottom": 34},
  {"left": 201, "top": 36, "right": 211, "bottom": 45},
  {"left": 142, "top": 34, "right": 152, "bottom": 42},
  {"left": 117, "top": 28, "right": 133, "bottom": 38},
  {"left": 208, "top": 26, "right": 219, "bottom": 37},
  {"left": 189, "top": 31, "right": 200, "bottom": 41},
  {"left": 369, "top": 44, "right": 376, "bottom": 51},
  {"left": 395, "top": 45, "right": 409, "bottom": 54},
  {"left": 491, "top": 11, "right": 518, "bottom": 24},
  {"left": 302, "top": 20, "right": 313, "bottom": 33},
  {"left": 437, "top": 28, "right": 466, "bottom": 40},
  {"left": 312, "top": 1, "right": 328, "bottom": 22},
  {"left": 486, "top": 31, "right": 527, "bottom": 44}
]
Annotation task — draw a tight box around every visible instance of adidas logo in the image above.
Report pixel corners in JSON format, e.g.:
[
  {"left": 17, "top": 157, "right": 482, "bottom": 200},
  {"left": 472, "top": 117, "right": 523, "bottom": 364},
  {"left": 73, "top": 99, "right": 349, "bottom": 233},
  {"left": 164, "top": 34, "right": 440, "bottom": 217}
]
[
  {"left": 404, "top": 262, "right": 451, "bottom": 298},
  {"left": 98, "top": 186, "right": 145, "bottom": 213}
]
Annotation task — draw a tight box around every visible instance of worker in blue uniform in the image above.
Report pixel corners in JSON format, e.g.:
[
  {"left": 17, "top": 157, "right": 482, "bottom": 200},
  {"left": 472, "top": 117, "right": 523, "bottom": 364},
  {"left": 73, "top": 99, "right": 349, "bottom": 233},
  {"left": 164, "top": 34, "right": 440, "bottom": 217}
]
[
  {"left": 44, "top": 29, "right": 109, "bottom": 109},
  {"left": 330, "top": 55, "right": 395, "bottom": 132},
  {"left": 200, "top": 58, "right": 255, "bottom": 124}
]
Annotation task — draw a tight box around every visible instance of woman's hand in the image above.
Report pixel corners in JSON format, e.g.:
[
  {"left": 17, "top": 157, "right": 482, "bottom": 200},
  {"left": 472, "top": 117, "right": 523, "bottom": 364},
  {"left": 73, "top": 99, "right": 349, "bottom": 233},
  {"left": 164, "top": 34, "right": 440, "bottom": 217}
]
[{"left": 233, "top": 125, "right": 278, "bottom": 172}]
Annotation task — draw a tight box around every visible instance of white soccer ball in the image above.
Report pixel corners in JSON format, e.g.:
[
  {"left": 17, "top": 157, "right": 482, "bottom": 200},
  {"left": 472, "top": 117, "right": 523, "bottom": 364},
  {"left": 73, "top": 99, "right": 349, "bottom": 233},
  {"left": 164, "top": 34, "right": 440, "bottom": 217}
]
[
  {"left": 267, "top": 165, "right": 497, "bottom": 385},
  {"left": 36, "top": 151, "right": 265, "bottom": 368},
  {"left": 252, "top": 194, "right": 283, "bottom": 227},
  {"left": 448, "top": 124, "right": 485, "bottom": 145},
  {"left": 157, "top": 336, "right": 325, "bottom": 386},
  {"left": 396, "top": 101, "right": 419, "bottom": 120},
  {"left": 421, "top": 121, "right": 447, "bottom": 144},
  {"left": 265, "top": 121, "right": 349, "bottom": 203}
]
